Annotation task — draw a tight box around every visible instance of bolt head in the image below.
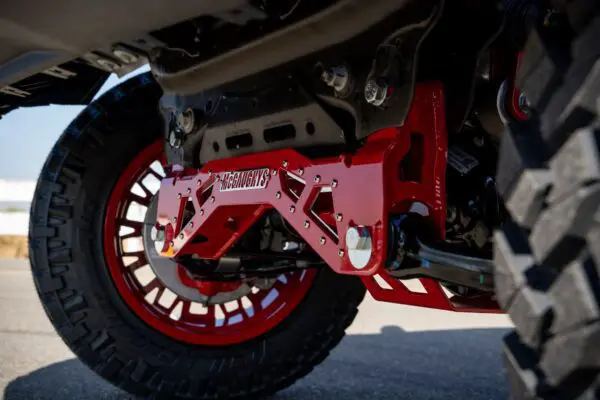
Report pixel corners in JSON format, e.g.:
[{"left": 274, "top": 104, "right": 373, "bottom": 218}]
[
  {"left": 189, "top": 222, "right": 194, "bottom": 228},
  {"left": 297, "top": 168, "right": 304, "bottom": 175},
  {"left": 346, "top": 226, "right": 371, "bottom": 250},
  {"left": 338, "top": 249, "right": 345, "bottom": 257},
  {"left": 314, "top": 175, "right": 321, "bottom": 183},
  {"left": 320, "top": 237, "right": 327, "bottom": 245},
  {"left": 518, "top": 92, "right": 532, "bottom": 116},
  {"left": 210, "top": 196, "right": 215, "bottom": 203},
  {"left": 282, "top": 160, "right": 288, "bottom": 167},
  {"left": 173, "top": 216, "right": 177, "bottom": 222},
  {"left": 336, "top": 213, "right": 343, "bottom": 222},
  {"left": 169, "top": 131, "right": 182, "bottom": 148},
  {"left": 177, "top": 193, "right": 182, "bottom": 199},
  {"left": 322, "top": 65, "right": 350, "bottom": 93},
  {"left": 196, "top": 180, "right": 202, "bottom": 187},
  {"left": 208, "top": 170, "right": 212, "bottom": 176},
  {"left": 276, "top": 191, "right": 282, "bottom": 199},
  {"left": 289, "top": 205, "right": 296, "bottom": 213},
  {"left": 364, "top": 79, "right": 389, "bottom": 106},
  {"left": 331, "top": 179, "right": 338, "bottom": 188},
  {"left": 272, "top": 169, "right": 278, "bottom": 175},
  {"left": 176, "top": 108, "right": 195, "bottom": 134},
  {"left": 179, "top": 233, "right": 184, "bottom": 239},
  {"left": 304, "top": 220, "right": 310, "bottom": 228},
  {"left": 170, "top": 241, "right": 175, "bottom": 247},
  {"left": 186, "top": 188, "right": 192, "bottom": 194},
  {"left": 215, "top": 175, "right": 220, "bottom": 182},
  {"left": 200, "top": 209, "right": 205, "bottom": 216}
]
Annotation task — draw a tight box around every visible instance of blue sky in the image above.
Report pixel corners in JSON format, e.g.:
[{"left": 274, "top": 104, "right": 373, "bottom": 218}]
[{"left": 0, "top": 67, "right": 148, "bottom": 180}]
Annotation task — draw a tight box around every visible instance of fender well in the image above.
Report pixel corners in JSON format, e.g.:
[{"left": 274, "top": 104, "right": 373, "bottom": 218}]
[{"left": 0, "top": 59, "right": 110, "bottom": 118}]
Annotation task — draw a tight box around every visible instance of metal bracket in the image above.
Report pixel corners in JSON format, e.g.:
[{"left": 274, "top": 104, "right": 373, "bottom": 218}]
[{"left": 155, "top": 82, "right": 447, "bottom": 277}]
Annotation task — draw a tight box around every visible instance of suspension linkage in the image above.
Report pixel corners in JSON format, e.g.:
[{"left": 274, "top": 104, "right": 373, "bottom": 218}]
[{"left": 387, "top": 218, "right": 494, "bottom": 292}]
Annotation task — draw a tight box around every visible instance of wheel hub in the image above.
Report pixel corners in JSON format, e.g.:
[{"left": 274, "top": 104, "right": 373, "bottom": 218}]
[
  {"left": 105, "top": 140, "right": 317, "bottom": 345},
  {"left": 143, "top": 197, "right": 255, "bottom": 305}
]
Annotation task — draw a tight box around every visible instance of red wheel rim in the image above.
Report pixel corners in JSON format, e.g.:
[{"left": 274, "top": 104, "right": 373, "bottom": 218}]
[{"left": 104, "top": 140, "right": 317, "bottom": 345}]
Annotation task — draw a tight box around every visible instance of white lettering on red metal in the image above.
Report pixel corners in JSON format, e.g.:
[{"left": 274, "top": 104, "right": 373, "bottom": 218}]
[{"left": 219, "top": 168, "right": 271, "bottom": 192}]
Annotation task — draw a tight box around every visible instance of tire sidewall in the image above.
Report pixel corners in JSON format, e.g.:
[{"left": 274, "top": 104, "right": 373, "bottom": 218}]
[{"left": 29, "top": 73, "right": 365, "bottom": 397}]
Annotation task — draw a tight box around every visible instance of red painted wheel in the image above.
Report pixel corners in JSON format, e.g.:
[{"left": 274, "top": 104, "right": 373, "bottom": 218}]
[
  {"left": 104, "top": 140, "right": 317, "bottom": 345},
  {"left": 31, "top": 75, "right": 365, "bottom": 399}
]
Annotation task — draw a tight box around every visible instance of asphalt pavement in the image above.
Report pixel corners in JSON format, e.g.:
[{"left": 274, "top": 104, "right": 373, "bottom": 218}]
[{"left": 0, "top": 258, "right": 513, "bottom": 399}]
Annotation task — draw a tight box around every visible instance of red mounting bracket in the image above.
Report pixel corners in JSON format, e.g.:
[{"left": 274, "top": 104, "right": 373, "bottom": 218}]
[{"left": 155, "top": 82, "right": 501, "bottom": 312}]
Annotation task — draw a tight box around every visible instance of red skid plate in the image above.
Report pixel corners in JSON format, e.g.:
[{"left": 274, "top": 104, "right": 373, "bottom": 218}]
[{"left": 156, "top": 82, "right": 501, "bottom": 313}]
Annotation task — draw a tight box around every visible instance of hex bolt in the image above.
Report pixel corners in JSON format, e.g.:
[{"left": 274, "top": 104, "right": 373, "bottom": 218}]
[
  {"left": 170, "top": 241, "right": 175, "bottom": 247},
  {"left": 177, "top": 193, "right": 182, "bottom": 199},
  {"left": 176, "top": 108, "right": 195, "bottom": 134},
  {"left": 338, "top": 249, "right": 345, "bottom": 257},
  {"left": 276, "top": 191, "right": 282, "bottom": 199},
  {"left": 200, "top": 209, "right": 205, "bottom": 216},
  {"left": 297, "top": 168, "right": 304, "bottom": 175},
  {"left": 304, "top": 220, "right": 310, "bottom": 228},
  {"left": 210, "top": 196, "right": 215, "bottom": 203},
  {"left": 208, "top": 170, "right": 213, "bottom": 176},
  {"left": 331, "top": 179, "right": 338, "bottom": 188},
  {"left": 196, "top": 180, "right": 202, "bottom": 187},
  {"left": 518, "top": 92, "right": 532, "bottom": 116},
  {"left": 320, "top": 237, "right": 327, "bottom": 245},
  {"left": 215, "top": 175, "right": 220, "bottom": 182},
  {"left": 336, "top": 213, "right": 343, "bottom": 222},
  {"left": 314, "top": 175, "right": 321, "bottom": 183},
  {"left": 282, "top": 160, "right": 288, "bottom": 167},
  {"left": 189, "top": 222, "right": 194, "bottom": 229},
  {"left": 321, "top": 65, "right": 351, "bottom": 93},
  {"left": 364, "top": 79, "right": 389, "bottom": 106},
  {"left": 272, "top": 169, "right": 278, "bottom": 176},
  {"left": 173, "top": 217, "right": 178, "bottom": 223},
  {"left": 186, "top": 188, "right": 192, "bottom": 194},
  {"left": 179, "top": 233, "right": 184, "bottom": 239},
  {"left": 289, "top": 205, "right": 296, "bottom": 213},
  {"left": 169, "top": 131, "right": 182, "bottom": 149}
]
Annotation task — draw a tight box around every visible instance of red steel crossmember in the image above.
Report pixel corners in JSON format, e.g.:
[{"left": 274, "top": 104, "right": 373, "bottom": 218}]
[{"left": 156, "top": 82, "right": 501, "bottom": 313}]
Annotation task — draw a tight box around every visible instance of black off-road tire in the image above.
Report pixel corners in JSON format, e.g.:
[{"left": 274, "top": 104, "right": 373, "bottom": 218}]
[
  {"left": 495, "top": 4, "right": 600, "bottom": 399},
  {"left": 28, "top": 73, "right": 366, "bottom": 399}
]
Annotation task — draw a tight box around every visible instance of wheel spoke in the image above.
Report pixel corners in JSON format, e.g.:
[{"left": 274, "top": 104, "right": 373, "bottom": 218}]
[
  {"left": 165, "top": 299, "right": 180, "bottom": 314},
  {"left": 126, "top": 258, "right": 147, "bottom": 271},
  {"left": 122, "top": 250, "right": 146, "bottom": 259},
  {"left": 141, "top": 278, "right": 162, "bottom": 295},
  {"left": 106, "top": 140, "right": 318, "bottom": 345},
  {"left": 138, "top": 179, "right": 156, "bottom": 198},
  {"left": 147, "top": 168, "right": 164, "bottom": 182},
  {"left": 118, "top": 219, "right": 144, "bottom": 240},
  {"left": 129, "top": 192, "right": 152, "bottom": 207}
]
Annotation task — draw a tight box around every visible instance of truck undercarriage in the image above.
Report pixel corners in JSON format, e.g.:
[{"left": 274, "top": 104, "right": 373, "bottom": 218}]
[{"left": 3, "top": 0, "right": 600, "bottom": 399}]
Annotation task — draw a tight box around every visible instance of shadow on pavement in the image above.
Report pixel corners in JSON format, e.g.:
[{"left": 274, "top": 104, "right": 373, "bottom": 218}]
[{"left": 3, "top": 326, "right": 510, "bottom": 400}]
